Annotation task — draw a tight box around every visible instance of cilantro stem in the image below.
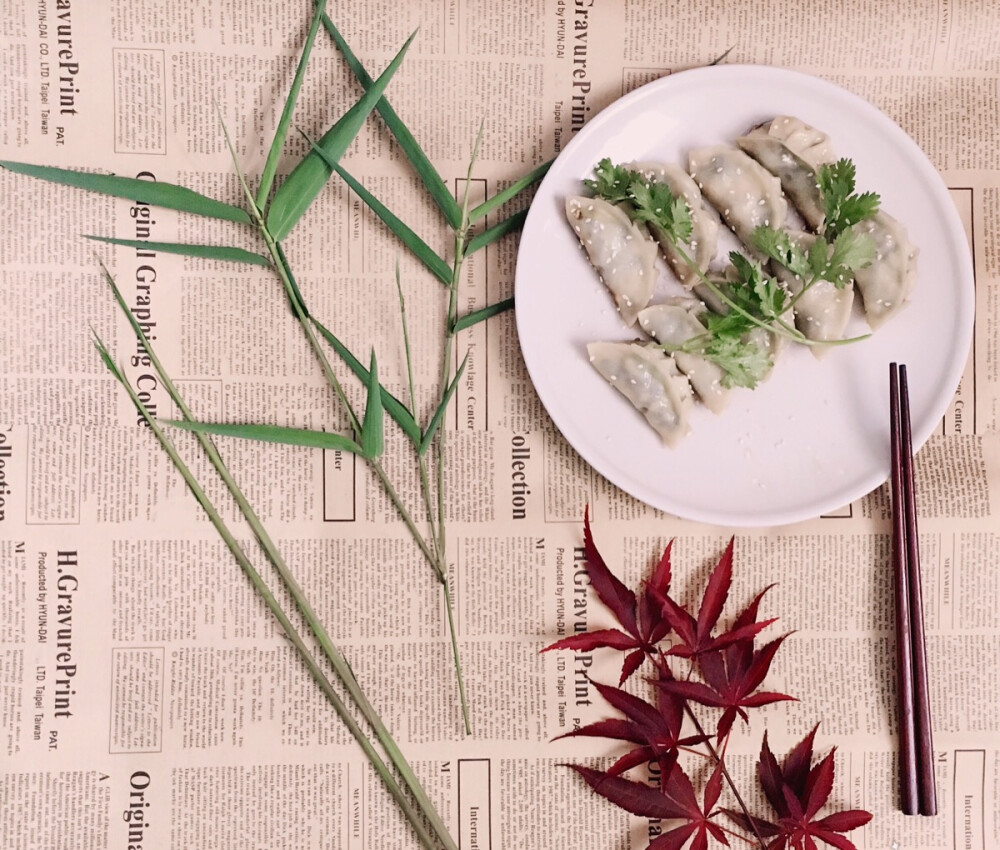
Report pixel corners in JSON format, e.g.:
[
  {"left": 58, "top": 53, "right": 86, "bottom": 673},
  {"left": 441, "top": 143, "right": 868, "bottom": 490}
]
[
  {"left": 591, "top": 161, "right": 874, "bottom": 356},
  {"left": 781, "top": 282, "right": 872, "bottom": 347},
  {"left": 669, "top": 242, "right": 808, "bottom": 345},
  {"left": 673, "top": 242, "right": 872, "bottom": 350}
]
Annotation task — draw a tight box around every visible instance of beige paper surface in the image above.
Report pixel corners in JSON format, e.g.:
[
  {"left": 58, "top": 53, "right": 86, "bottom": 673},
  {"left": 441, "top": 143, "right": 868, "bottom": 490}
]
[{"left": 2, "top": 2, "right": 998, "bottom": 848}]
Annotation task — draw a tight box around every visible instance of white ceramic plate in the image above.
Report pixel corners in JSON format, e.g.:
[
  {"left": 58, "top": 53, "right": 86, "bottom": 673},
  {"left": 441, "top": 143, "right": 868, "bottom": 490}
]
[{"left": 514, "top": 65, "right": 974, "bottom": 528}]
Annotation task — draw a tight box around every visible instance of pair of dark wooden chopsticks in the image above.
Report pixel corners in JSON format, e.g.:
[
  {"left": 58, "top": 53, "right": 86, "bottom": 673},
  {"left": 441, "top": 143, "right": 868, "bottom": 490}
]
[{"left": 889, "top": 362, "right": 937, "bottom": 816}]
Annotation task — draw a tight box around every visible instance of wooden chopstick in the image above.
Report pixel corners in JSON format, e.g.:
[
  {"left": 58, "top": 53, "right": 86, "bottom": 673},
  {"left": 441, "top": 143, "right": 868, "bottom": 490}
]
[{"left": 889, "top": 362, "right": 937, "bottom": 816}]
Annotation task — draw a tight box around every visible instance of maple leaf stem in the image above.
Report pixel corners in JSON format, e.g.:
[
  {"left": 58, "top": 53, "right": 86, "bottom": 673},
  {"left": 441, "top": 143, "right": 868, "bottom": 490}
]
[
  {"left": 683, "top": 705, "right": 769, "bottom": 850},
  {"left": 677, "top": 745, "right": 711, "bottom": 760},
  {"left": 718, "top": 824, "right": 763, "bottom": 845}
]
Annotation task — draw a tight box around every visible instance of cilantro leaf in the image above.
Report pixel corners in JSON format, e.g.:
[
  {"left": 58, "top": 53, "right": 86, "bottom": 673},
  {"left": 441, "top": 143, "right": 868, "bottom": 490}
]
[
  {"left": 627, "top": 178, "right": 693, "bottom": 244},
  {"left": 583, "top": 158, "right": 634, "bottom": 204},
  {"left": 803, "top": 229, "right": 876, "bottom": 290},
  {"left": 727, "top": 253, "right": 789, "bottom": 321},
  {"left": 752, "top": 273, "right": 790, "bottom": 322},
  {"left": 806, "top": 237, "right": 831, "bottom": 280},
  {"left": 697, "top": 333, "right": 773, "bottom": 389},
  {"left": 827, "top": 227, "right": 876, "bottom": 274},
  {"left": 584, "top": 159, "right": 694, "bottom": 245},
  {"left": 818, "top": 158, "right": 880, "bottom": 239},
  {"left": 728, "top": 252, "right": 764, "bottom": 292},
  {"left": 838, "top": 190, "right": 880, "bottom": 230},
  {"left": 699, "top": 308, "right": 750, "bottom": 341},
  {"left": 818, "top": 158, "right": 856, "bottom": 215},
  {"left": 751, "top": 226, "right": 809, "bottom": 279}
]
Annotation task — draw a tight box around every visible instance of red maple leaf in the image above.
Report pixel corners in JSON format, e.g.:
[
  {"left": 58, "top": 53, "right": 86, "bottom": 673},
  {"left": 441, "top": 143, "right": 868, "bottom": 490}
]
[
  {"left": 569, "top": 761, "right": 730, "bottom": 850},
  {"left": 656, "top": 634, "right": 795, "bottom": 740},
  {"left": 542, "top": 507, "right": 674, "bottom": 684},
  {"left": 725, "top": 729, "right": 873, "bottom": 850},
  {"left": 648, "top": 764, "right": 730, "bottom": 850},
  {"left": 555, "top": 677, "right": 706, "bottom": 777},
  {"left": 655, "top": 538, "right": 778, "bottom": 660}
]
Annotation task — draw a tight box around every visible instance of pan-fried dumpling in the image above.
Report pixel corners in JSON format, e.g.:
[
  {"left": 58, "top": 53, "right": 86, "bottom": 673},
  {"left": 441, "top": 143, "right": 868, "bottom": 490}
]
[
  {"left": 688, "top": 145, "right": 788, "bottom": 255},
  {"left": 772, "top": 231, "right": 854, "bottom": 356},
  {"left": 736, "top": 117, "right": 836, "bottom": 232},
  {"left": 566, "top": 195, "right": 658, "bottom": 326},
  {"left": 637, "top": 301, "right": 730, "bottom": 413},
  {"left": 750, "top": 116, "right": 836, "bottom": 170},
  {"left": 851, "top": 211, "right": 918, "bottom": 329},
  {"left": 628, "top": 161, "right": 720, "bottom": 287},
  {"left": 587, "top": 341, "right": 693, "bottom": 446}
]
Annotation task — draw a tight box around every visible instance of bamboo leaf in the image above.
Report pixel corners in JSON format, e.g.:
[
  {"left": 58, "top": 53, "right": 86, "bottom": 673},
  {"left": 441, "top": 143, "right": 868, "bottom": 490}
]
[
  {"left": 419, "top": 354, "right": 468, "bottom": 455},
  {"left": 468, "top": 159, "right": 552, "bottom": 222},
  {"left": 0, "top": 161, "right": 251, "bottom": 223},
  {"left": 267, "top": 31, "right": 415, "bottom": 241},
  {"left": 320, "top": 14, "right": 462, "bottom": 230},
  {"left": 451, "top": 297, "right": 514, "bottom": 333},
  {"left": 466, "top": 209, "right": 528, "bottom": 255},
  {"left": 84, "top": 235, "right": 270, "bottom": 266},
  {"left": 309, "top": 150, "right": 451, "bottom": 285},
  {"left": 360, "top": 350, "right": 385, "bottom": 458},
  {"left": 310, "top": 317, "right": 422, "bottom": 444},
  {"left": 163, "top": 419, "right": 365, "bottom": 454},
  {"left": 257, "top": 0, "right": 329, "bottom": 208}
]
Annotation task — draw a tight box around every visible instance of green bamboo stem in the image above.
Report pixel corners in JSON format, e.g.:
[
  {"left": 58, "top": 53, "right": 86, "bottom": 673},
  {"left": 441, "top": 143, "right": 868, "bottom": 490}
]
[
  {"left": 395, "top": 267, "right": 443, "bottom": 565},
  {"left": 425, "top": 138, "right": 481, "bottom": 737},
  {"left": 248, "top": 197, "right": 470, "bottom": 731},
  {"left": 433, "top": 129, "right": 481, "bottom": 565},
  {"left": 183, "top": 118, "right": 449, "bottom": 699},
  {"left": 101, "top": 271, "right": 458, "bottom": 850},
  {"left": 417, "top": 457, "right": 442, "bottom": 566},
  {"left": 96, "top": 338, "right": 447, "bottom": 850},
  {"left": 255, "top": 212, "right": 441, "bottom": 570},
  {"left": 440, "top": 576, "right": 469, "bottom": 733}
]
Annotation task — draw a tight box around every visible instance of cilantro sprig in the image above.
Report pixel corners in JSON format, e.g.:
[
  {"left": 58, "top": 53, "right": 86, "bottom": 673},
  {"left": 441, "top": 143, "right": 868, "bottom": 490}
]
[
  {"left": 586, "top": 160, "right": 795, "bottom": 387},
  {"left": 627, "top": 179, "right": 694, "bottom": 245},
  {"left": 817, "top": 158, "right": 880, "bottom": 240},
  {"left": 583, "top": 156, "right": 879, "bottom": 388},
  {"left": 750, "top": 225, "right": 876, "bottom": 295},
  {"left": 749, "top": 157, "right": 879, "bottom": 316},
  {"left": 583, "top": 158, "right": 634, "bottom": 204},
  {"left": 685, "top": 331, "right": 774, "bottom": 389},
  {"left": 671, "top": 254, "right": 789, "bottom": 388},
  {"left": 584, "top": 159, "right": 693, "bottom": 245}
]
